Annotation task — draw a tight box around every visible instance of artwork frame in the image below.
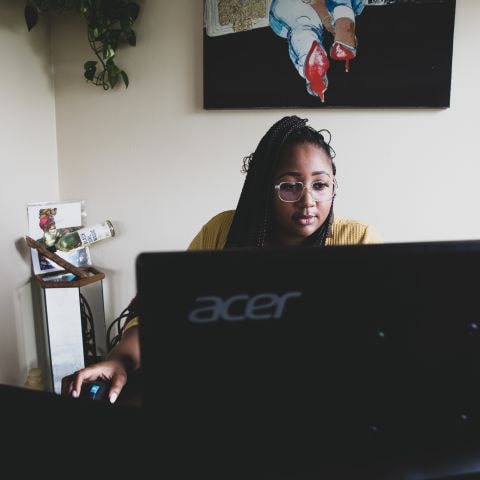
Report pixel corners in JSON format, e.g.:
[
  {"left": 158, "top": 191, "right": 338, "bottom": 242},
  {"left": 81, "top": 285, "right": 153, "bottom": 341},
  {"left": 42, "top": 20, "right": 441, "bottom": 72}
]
[
  {"left": 203, "top": 0, "right": 456, "bottom": 109},
  {"left": 27, "top": 200, "right": 92, "bottom": 276}
]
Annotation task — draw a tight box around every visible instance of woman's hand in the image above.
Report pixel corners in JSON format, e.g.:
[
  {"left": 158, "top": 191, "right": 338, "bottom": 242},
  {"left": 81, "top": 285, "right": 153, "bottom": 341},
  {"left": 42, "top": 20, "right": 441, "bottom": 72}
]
[
  {"left": 61, "top": 359, "right": 128, "bottom": 404},
  {"left": 61, "top": 325, "right": 140, "bottom": 404}
]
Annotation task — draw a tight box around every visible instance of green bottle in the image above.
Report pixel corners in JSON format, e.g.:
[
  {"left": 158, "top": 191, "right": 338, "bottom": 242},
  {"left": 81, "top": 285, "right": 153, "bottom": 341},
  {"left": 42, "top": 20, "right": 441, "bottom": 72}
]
[{"left": 56, "top": 220, "right": 115, "bottom": 252}]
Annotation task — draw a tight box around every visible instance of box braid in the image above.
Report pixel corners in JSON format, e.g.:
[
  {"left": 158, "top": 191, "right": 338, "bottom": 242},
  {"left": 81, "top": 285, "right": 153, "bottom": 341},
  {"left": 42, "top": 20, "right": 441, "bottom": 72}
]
[{"left": 225, "top": 115, "right": 336, "bottom": 248}]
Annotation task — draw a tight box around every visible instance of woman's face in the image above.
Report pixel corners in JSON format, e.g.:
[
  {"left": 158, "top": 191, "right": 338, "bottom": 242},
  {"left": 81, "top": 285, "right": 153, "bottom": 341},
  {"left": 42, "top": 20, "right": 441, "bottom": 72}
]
[{"left": 270, "top": 142, "right": 335, "bottom": 247}]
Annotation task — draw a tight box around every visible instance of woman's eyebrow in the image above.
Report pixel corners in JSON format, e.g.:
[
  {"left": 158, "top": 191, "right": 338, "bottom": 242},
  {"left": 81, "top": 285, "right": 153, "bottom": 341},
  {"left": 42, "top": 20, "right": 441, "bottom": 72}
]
[
  {"left": 275, "top": 171, "right": 301, "bottom": 179},
  {"left": 275, "top": 170, "right": 329, "bottom": 179}
]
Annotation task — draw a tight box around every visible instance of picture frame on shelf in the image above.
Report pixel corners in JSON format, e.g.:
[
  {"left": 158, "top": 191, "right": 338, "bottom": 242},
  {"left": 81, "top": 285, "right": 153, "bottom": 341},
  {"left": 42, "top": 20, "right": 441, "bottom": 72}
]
[{"left": 26, "top": 201, "right": 92, "bottom": 276}]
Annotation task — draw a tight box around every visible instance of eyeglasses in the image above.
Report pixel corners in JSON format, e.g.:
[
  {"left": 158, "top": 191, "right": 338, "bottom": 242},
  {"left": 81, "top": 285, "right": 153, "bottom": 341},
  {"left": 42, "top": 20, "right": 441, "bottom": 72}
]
[{"left": 274, "top": 177, "right": 337, "bottom": 203}]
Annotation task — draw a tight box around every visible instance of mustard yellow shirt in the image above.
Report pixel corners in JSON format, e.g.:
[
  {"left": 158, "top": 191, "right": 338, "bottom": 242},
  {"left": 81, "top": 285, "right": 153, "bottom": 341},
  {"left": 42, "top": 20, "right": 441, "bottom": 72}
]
[
  {"left": 188, "top": 210, "right": 382, "bottom": 250},
  {"left": 124, "top": 211, "right": 381, "bottom": 332}
]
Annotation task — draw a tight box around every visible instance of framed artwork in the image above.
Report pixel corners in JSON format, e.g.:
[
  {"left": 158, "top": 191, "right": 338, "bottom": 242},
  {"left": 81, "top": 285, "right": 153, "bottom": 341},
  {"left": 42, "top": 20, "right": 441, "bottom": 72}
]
[
  {"left": 27, "top": 201, "right": 92, "bottom": 276},
  {"left": 203, "top": 0, "right": 456, "bottom": 108}
]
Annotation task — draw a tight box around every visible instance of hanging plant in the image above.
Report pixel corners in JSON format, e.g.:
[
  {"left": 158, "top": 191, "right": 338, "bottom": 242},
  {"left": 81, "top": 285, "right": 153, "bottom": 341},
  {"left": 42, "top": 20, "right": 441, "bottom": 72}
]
[{"left": 24, "top": 0, "right": 140, "bottom": 90}]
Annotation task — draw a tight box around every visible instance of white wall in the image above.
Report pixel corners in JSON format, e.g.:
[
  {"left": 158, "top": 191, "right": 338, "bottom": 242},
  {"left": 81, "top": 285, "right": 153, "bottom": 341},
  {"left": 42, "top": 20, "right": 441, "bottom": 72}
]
[
  {"left": 2, "top": 0, "right": 477, "bottom": 384},
  {"left": 0, "top": 1, "right": 58, "bottom": 384},
  {"left": 51, "top": 0, "right": 480, "bottom": 329}
]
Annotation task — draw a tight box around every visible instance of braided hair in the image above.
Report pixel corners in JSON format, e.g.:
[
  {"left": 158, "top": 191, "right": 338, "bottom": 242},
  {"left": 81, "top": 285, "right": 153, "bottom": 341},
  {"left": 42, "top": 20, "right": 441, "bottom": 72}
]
[{"left": 225, "top": 115, "right": 336, "bottom": 248}]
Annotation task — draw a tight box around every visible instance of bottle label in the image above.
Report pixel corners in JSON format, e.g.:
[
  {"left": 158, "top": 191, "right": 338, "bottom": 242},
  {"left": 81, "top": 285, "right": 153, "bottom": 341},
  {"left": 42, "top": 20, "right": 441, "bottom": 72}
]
[{"left": 78, "top": 223, "right": 112, "bottom": 247}]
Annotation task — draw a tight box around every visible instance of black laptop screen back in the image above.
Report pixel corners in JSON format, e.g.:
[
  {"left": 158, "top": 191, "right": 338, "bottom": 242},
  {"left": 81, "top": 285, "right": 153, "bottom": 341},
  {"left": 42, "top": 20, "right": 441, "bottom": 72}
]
[{"left": 136, "top": 242, "right": 480, "bottom": 477}]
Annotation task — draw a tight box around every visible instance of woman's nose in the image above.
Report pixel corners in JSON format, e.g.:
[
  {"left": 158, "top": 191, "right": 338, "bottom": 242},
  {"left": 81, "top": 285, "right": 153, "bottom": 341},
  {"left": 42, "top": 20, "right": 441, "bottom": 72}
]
[{"left": 299, "top": 187, "right": 315, "bottom": 206}]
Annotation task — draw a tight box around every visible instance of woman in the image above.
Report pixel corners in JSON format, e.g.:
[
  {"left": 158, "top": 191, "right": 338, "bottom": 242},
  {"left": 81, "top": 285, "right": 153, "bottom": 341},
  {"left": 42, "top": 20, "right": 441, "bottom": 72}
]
[{"left": 62, "top": 115, "right": 381, "bottom": 403}]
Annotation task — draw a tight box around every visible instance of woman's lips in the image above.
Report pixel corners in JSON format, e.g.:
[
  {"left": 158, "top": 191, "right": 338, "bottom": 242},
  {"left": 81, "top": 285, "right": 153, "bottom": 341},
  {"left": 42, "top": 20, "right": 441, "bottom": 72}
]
[{"left": 293, "top": 214, "right": 316, "bottom": 226}]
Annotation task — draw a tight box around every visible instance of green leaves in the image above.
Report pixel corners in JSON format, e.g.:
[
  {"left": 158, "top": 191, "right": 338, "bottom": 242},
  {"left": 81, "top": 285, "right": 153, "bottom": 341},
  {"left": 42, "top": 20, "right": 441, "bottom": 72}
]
[
  {"left": 125, "top": 29, "right": 135, "bottom": 46},
  {"left": 126, "top": 2, "right": 139, "bottom": 21},
  {"left": 120, "top": 70, "right": 129, "bottom": 88},
  {"left": 25, "top": 0, "right": 140, "bottom": 91},
  {"left": 83, "top": 60, "right": 97, "bottom": 81},
  {"left": 24, "top": 5, "right": 39, "bottom": 31}
]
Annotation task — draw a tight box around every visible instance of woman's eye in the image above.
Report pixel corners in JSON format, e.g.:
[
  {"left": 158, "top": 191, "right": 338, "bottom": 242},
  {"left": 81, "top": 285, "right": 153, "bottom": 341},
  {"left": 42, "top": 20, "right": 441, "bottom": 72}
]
[
  {"left": 312, "top": 181, "right": 328, "bottom": 191},
  {"left": 282, "top": 183, "right": 300, "bottom": 192}
]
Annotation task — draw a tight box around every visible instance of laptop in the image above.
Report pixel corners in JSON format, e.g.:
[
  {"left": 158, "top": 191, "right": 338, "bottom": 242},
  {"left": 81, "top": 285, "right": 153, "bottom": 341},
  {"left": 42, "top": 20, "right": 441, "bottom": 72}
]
[{"left": 136, "top": 241, "right": 480, "bottom": 479}]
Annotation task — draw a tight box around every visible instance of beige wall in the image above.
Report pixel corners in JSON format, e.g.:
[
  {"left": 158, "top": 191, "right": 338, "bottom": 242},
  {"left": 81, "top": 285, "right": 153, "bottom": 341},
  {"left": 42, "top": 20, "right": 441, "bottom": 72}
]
[
  {"left": 52, "top": 0, "right": 480, "bottom": 328},
  {"left": 0, "top": 1, "right": 58, "bottom": 384},
  {"left": 1, "top": 1, "right": 478, "bottom": 384}
]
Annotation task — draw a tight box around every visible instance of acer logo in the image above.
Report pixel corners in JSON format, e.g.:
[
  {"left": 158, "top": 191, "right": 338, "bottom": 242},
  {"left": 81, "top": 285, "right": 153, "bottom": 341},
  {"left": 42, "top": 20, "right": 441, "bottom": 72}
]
[{"left": 188, "top": 291, "right": 302, "bottom": 323}]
